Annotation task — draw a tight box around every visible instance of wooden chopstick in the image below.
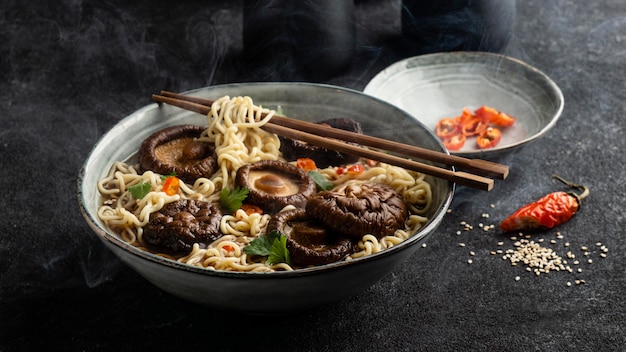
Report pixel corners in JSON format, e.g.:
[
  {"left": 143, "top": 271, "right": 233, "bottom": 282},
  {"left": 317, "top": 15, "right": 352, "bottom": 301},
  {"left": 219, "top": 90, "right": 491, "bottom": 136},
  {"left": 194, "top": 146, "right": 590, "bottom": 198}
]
[{"left": 151, "top": 91, "right": 504, "bottom": 191}]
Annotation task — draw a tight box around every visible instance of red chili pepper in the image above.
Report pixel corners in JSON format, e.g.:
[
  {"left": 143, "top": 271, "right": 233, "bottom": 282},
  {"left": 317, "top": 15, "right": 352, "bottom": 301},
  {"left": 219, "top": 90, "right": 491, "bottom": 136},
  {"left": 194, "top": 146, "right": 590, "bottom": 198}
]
[
  {"left": 461, "top": 115, "right": 489, "bottom": 136},
  {"left": 436, "top": 117, "right": 461, "bottom": 139},
  {"left": 442, "top": 133, "right": 466, "bottom": 151},
  {"left": 337, "top": 164, "right": 365, "bottom": 175},
  {"left": 500, "top": 175, "right": 589, "bottom": 232},
  {"left": 296, "top": 157, "right": 317, "bottom": 171},
  {"left": 476, "top": 127, "right": 502, "bottom": 149},
  {"left": 475, "top": 105, "right": 516, "bottom": 127},
  {"left": 162, "top": 176, "right": 180, "bottom": 196}
]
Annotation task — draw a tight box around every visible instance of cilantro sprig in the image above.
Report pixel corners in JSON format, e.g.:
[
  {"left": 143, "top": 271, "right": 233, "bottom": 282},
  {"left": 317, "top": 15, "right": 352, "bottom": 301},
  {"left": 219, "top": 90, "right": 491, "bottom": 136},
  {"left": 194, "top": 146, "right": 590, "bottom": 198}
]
[
  {"left": 243, "top": 230, "right": 291, "bottom": 266},
  {"left": 219, "top": 187, "right": 249, "bottom": 213},
  {"left": 128, "top": 180, "right": 151, "bottom": 199}
]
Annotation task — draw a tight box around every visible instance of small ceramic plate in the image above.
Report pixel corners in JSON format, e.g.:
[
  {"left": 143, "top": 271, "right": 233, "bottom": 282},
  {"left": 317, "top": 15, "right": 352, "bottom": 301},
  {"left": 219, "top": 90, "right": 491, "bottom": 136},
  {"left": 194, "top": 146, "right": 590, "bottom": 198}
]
[{"left": 364, "top": 52, "right": 564, "bottom": 157}]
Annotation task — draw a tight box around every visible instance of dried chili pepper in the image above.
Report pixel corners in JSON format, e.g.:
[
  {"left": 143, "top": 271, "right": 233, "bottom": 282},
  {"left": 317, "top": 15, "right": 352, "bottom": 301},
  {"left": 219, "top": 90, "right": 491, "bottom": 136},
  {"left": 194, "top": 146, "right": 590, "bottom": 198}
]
[{"left": 499, "top": 175, "right": 589, "bottom": 232}]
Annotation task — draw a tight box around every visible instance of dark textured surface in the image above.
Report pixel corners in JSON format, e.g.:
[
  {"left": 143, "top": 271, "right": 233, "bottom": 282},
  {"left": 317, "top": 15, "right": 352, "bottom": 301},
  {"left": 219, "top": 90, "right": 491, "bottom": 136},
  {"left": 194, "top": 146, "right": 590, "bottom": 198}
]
[{"left": 1, "top": 1, "right": 625, "bottom": 351}]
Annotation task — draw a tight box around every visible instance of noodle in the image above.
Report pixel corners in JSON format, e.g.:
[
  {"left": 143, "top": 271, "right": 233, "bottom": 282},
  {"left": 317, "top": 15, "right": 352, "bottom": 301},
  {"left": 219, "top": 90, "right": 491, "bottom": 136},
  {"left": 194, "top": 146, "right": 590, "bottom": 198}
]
[{"left": 96, "top": 95, "right": 434, "bottom": 272}]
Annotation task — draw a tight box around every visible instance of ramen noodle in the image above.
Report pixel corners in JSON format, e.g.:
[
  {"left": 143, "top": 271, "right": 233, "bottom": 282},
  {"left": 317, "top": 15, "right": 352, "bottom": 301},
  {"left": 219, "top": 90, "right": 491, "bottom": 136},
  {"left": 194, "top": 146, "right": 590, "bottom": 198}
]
[{"left": 97, "top": 95, "right": 433, "bottom": 272}]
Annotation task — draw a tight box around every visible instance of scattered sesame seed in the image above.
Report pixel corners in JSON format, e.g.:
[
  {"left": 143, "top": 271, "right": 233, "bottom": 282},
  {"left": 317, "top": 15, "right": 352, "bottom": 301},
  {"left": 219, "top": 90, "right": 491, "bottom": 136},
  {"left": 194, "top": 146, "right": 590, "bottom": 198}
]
[
  {"left": 515, "top": 276, "right": 520, "bottom": 281},
  {"left": 497, "top": 242, "right": 504, "bottom": 246},
  {"left": 567, "top": 282, "right": 572, "bottom": 287},
  {"left": 550, "top": 240, "right": 557, "bottom": 244},
  {"left": 595, "top": 242, "right": 602, "bottom": 246},
  {"left": 469, "top": 251, "right": 476, "bottom": 256},
  {"left": 581, "top": 246, "right": 588, "bottom": 251},
  {"left": 588, "top": 259, "right": 593, "bottom": 264},
  {"left": 600, "top": 253, "right": 607, "bottom": 258},
  {"left": 564, "top": 242, "right": 570, "bottom": 247},
  {"left": 421, "top": 243, "right": 427, "bottom": 248},
  {"left": 458, "top": 243, "right": 466, "bottom": 247},
  {"left": 456, "top": 231, "right": 462, "bottom": 235},
  {"left": 467, "top": 259, "right": 473, "bottom": 264},
  {"left": 490, "top": 204, "right": 495, "bottom": 208},
  {"left": 577, "top": 268, "right": 582, "bottom": 273}
]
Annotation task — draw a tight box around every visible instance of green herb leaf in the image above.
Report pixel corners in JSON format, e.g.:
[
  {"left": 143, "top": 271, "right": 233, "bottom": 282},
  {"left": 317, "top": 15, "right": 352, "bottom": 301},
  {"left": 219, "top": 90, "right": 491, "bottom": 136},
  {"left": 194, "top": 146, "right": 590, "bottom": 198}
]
[
  {"left": 243, "top": 230, "right": 281, "bottom": 257},
  {"left": 267, "top": 234, "right": 290, "bottom": 266},
  {"left": 128, "top": 181, "right": 151, "bottom": 199},
  {"left": 243, "top": 230, "right": 291, "bottom": 266},
  {"left": 308, "top": 171, "right": 334, "bottom": 191},
  {"left": 219, "top": 187, "right": 249, "bottom": 213}
]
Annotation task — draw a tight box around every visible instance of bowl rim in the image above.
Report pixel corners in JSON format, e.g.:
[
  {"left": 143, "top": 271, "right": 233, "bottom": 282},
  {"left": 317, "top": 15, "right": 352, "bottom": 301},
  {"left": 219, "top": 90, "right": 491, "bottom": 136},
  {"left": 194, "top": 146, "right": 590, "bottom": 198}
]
[
  {"left": 363, "top": 51, "right": 565, "bottom": 156},
  {"left": 77, "top": 82, "right": 455, "bottom": 279}
]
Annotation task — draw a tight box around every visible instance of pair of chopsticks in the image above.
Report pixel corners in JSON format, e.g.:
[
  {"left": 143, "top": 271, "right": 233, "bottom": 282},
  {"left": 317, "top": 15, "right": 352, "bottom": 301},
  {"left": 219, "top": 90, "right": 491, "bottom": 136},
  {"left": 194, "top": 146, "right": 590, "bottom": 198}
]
[{"left": 151, "top": 90, "right": 509, "bottom": 191}]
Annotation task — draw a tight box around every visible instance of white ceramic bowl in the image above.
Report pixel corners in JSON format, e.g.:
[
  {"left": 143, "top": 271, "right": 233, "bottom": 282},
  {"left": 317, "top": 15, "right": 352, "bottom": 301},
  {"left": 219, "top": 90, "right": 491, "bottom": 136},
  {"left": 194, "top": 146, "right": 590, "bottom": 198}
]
[
  {"left": 364, "top": 52, "right": 564, "bottom": 157},
  {"left": 78, "top": 82, "right": 454, "bottom": 315}
]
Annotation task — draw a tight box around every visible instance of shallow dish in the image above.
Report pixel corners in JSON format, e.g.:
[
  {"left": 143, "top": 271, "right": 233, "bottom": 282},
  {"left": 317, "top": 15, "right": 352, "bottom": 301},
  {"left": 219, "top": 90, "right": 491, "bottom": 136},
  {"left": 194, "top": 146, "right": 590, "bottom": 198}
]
[
  {"left": 78, "top": 82, "right": 454, "bottom": 314},
  {"left": 364, "top": 52, "right": 564, "bottom": 157}
]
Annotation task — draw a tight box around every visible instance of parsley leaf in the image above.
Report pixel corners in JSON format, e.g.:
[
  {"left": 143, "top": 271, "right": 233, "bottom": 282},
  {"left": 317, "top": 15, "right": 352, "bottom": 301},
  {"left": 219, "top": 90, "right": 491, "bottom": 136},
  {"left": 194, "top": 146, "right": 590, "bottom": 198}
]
[
  {"left": 243, "top": 230, "right": 291, "bottom": 266},
  {"left": 128, "top": 181, "right": 151, "bottom": 199},
  {"left": 243, "top": 231, "right": 279, "bottom": 257},
  {"left": 219, "top": 187, "right": 249, "bottom": 213},
  {"left": 308, "top": 171, "right": 334, "bottom": 191},
  {"left": 267, "top": 234, "right": 290, "bottom": 265}
]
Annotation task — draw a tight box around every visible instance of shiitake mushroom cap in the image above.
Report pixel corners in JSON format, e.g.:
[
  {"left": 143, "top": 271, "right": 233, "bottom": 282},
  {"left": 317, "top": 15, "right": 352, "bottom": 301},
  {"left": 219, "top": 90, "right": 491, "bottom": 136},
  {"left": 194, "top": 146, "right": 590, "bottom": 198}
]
[
  {"left": 279, "top": 117, "right": 363, "bottom": 168},
  {"left": 267, "top": 208, "right": 353, "bottom": 266},
  {"left": 138, "top": 125, "right": 216, "bottom": 183},
  {"left": 143, "top": 199, "right": 223, "bottom": 253},
  {"left": 306, "top": 183, "right": 408, "bottom": 239},
  {"left": 235, "top": 160, "right": 316, "bottom": 214}
]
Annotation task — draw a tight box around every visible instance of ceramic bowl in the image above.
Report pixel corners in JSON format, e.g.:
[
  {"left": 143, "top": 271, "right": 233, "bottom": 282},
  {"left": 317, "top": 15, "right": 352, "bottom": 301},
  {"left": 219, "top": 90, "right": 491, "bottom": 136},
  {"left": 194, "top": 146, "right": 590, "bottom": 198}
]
[
  {"left": 78, "top": 82, "right": 454, "bottom": 315},
  {"left": 364, "top": 52, "right": 564, "bottom": 157}
]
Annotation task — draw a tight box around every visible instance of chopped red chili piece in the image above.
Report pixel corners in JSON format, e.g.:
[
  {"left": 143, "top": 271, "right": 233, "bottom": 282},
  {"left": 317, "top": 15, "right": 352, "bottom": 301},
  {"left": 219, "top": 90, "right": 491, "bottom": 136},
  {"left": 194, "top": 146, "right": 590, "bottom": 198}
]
[
  {"left": 442, "top": 133, "right": 466, "bottom": 151},
  {"left": 296, "top": 157, "right": 317, "bottom": 172},
  {"left": 162, "top": 176, "right": 180, "bottom": 196},
  {"left": 436, "top": 117, "right": 461, "bottom": 139},
  {"left": 475, "top": 105, "right": 516, "bottom": 127},
  {"left": 476, "top": 127, "right": 502, "bottom": 149}
]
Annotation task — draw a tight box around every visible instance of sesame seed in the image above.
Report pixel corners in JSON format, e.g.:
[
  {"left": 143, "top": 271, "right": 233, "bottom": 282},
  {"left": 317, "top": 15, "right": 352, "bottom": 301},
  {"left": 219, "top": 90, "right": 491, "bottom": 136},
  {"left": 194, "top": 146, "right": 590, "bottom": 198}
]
[
  {"left": 567, "top": 282, "right": 572, "bottom": 287},
  {"left": 458, "top": 243, "right": 466, "bottom": 247},
  {"left": 581, "top": 246, "right": 588, "bottom": 251},
  {"left": 456, "top": 231, "right": 462, "bottom": 235},
  {"left": 600, "top": 253, "right": 607, "bottom": 258},
  {"left": 595, "top": 242, "right": 602, "bottom": 246},
  {"left": 515, "top": 276, "right": 520, "bottom": 281},
  {"left": 469, "top": 251, "right": 476, "bottom": 256},
  {"left": 588, "top": 259, "right": 593, "bottom": 264},
  {"left": 421, "top": 243, "right": 427, "bottom": 248},
  {"left": 490, "top": 204, "right": 495, "bottom": 208},
  {"left": 497, "top": 242, "right": 504, "bottom": 246},
  {"left": 467, "top": 259, "right": 473, "bottom": 264}
]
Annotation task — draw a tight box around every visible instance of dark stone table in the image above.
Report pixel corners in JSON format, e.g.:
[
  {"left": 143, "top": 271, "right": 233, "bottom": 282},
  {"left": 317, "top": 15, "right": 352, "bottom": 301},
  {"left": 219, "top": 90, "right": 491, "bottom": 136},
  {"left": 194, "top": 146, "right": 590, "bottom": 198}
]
[{"left": 1, "top": 1, "right": 624, "bottom": 350}]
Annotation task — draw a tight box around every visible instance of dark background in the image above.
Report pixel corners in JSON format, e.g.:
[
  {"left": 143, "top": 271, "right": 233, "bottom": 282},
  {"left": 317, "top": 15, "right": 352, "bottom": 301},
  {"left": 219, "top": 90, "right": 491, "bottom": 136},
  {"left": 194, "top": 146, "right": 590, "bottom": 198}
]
[{"left": 1, "top": 0, "right": 625, "bottom": 351}]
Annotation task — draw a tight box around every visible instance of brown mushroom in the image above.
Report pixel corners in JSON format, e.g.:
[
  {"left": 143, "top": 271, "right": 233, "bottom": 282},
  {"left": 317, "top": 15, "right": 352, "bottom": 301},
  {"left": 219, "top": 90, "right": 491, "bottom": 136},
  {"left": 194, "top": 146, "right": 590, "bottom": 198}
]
[
  {"left": 143, "top": 199, "right": 223, "bottom": 253},
  {"left": 138, "top": 125, "right": 217, "bottom": 183},
  {"left": 306, "top": 183, "right": 408, "bottom": 239},
  {"left": 279, "top": 117, "right": 363, "bottom": 168},
  {"left": 267, "top": 208, "right": 353, "bottom": 266},
  {"left": 235, "top": 160, "right": 316, "bottom": 213}
]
